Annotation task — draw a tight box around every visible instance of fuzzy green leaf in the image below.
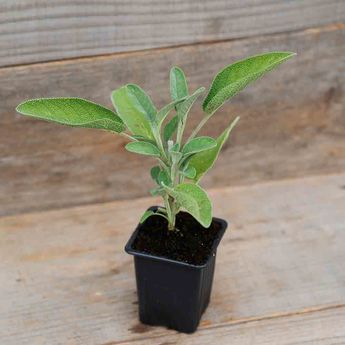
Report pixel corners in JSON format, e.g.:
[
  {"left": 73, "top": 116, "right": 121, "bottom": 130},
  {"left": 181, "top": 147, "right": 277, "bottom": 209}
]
[
  {"left": 203, "top": 52, "right": 296, "bottom": 114},
  {"left": 140, "top": 210, "right": 155, "bottom": 224},
  {"left": 131, "top": 135, "right": 156, "bottom": 145},
  {"left": 166, "top": 183, "right": 212, "bottom": 227},
  {"left": 125, "top": 141, "right": 160, "bottom": 157},
  {"left": 156, "top": 99, "right": 186, "bottom": 128},
  {"left": 189, "top": 116, "right": 240, "bottom": 182},
  {"left": 163, "top": 115, "right": 179, "bottom": 141},
  {"left": 170, "top": 66, "right": 189, "bottom": 101},
  {"left": 150, "top": 166, "right": 161, "bottom": 182},
  {"left": 169, "top": 142, "right": 180, "bottom": 153},
  {"left": 157, "top": 170, "right": 171, "bottom": 186},
  {"left": 111, "top": 84, "right": 156, "bottom": 139},
  {"left": 126, "top": 84, "right": 157, "bottom": 122},
  {"left": 177, "top": 87, "right": 205, "bottom": 123},
  {"left": 182, "top": 136, "right": 217, "bottom": 155},
  {"left": 16, "top": 98, "right": 126, "bottom": 133},
  {"left": 182, "top": 166, "right": 196, "bottom": 179}
]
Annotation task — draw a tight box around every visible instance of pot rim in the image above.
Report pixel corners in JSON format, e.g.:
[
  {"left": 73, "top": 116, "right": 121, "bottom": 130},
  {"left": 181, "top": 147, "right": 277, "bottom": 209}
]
[{"left": 125, "top": 206, "right": 228, "bottom": 269}]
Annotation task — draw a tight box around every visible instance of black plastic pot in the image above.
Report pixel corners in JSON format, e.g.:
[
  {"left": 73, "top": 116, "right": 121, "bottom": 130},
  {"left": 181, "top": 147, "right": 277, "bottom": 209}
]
[{"left": 125, "top": 208, "right": 227, "bottom": 333}]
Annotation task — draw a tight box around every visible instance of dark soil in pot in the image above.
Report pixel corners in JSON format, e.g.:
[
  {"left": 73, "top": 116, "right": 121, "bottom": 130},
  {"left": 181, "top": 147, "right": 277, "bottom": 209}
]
[{"left": 132, "top": 211, "right": 223, "bottom": 265}]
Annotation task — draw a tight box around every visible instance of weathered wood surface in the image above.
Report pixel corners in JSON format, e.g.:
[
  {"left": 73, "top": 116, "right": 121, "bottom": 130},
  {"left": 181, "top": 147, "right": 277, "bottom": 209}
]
[
  {"left": 119, "top": 307, "right": 345, "bottom": 345},
  {"left": 0, "top": 173, "right": 344, "bottom": 344},
  {"left": 1, "top": 25, "right": 344, "bottom": 217},
  {"left": 1, "top": 0, "right": 344, "bottom": 66}
]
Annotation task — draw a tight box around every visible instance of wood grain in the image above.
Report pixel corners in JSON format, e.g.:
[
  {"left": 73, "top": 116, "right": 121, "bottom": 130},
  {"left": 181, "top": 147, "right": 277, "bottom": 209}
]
[
  {"left": 118, "top": 307, "right": 345, "bottom": 345},
  {"left": 1, "top": 25, "right": 344, "bottom": 216},
  {"left": 0, "top": 0, "right": 344, "bottom": 66},
  {"left": 0, "top": 173, "right": 345, "bottom": 344}
]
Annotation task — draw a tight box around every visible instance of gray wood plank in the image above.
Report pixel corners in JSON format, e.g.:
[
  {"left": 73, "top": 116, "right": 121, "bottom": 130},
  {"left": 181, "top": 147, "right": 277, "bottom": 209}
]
[
  {"left": 1, "top": 25, "right": 344, "bottom": 216},
  {"left": 0, "top": 173, "right": 344, "bottom": 344},
  {"left": 0, "top": 0, "right": 344, "bottom": 66},
  {"left": 119, "top": 307, "right": 345, "bottom": 345}
]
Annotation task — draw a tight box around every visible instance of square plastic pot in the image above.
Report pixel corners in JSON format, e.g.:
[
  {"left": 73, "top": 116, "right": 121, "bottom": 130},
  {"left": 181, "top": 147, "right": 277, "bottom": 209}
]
[{"left": 125, "top": 208, "right": 227, "bottom": 333}]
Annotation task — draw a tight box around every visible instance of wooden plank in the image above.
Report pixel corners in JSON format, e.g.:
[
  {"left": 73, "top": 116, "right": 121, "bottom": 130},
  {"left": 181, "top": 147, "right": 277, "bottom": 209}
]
[
  {"left": 0, "top": 173, "right": 344, "bottom": 344},
  {"left": 118, "top": 307, "right": 345, "bottom": 345},
  {"left": 0, "top": 0, "right": 344, "bottom": 66},
  {"left": 1, "top": 25, "right": 344, "bottom": 216}
]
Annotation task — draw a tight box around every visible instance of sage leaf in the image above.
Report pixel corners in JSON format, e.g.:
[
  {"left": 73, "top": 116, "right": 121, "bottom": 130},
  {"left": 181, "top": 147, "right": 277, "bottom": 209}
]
[
  {"left": 189, "top": 116, "right": 240, "bottom": 182},
  {"left": 182, "top": 166, "right": 196, "bottom": 179},
  {"left": 166, "top": 183, "right": 212, "bottom": 227},
  {"left": 131, "top": 135, "right": 156, "bottom": 144},
  {"left": 182, "top": 136, "right": 217, "bottom": 155},
  {"left": 163, "top": 115, "right": 179, "bottom": 142},
  {"left": 170, "top": 66, "right": 188, "bottom": 101},
  {"left": 127, "top": 84, "right": 157, "bottom": 122},
  {"left": 140, "top": 210, "right": 155, "bottom": 224},
  {"left": 203, "top": 52, "right": 296, "bottom": 114},
  {"left": 157, "top": 170, "right": 171, "bottom": 186},
  {"left": 156, "top": 98, "right": 186, "bottom": 128},
  {"left": 171, "top": 151, "right": 183, "bottom": 164},
  {"left": 125, "top": 141, "right": 161, "bottom": 157},
  {"left": 169, "top": 141, "right": 182, "bottom": 163},
  {"left": 177, "top": 87, "right": 205, "bottom": 123},
  {"left": 16, "top": 98, "right": 126, "bottom": 133},
  {"left": 157, "top": 207, "right": 167, "bottom": 214},
  {"left": 111, "top": 84, "right": 156, "bottom": 139},
  {"left": 150, "top": 166, "right": 161, "bottom": 182},
  {"left": 169, "top": 143, "right": 180, "bottom": 153}
]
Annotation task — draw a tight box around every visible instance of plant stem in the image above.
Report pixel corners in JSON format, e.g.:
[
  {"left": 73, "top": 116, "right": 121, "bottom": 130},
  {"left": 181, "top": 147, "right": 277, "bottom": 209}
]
[
  {"left": 153, "top": 126, "right": 169, "bottom": 163},
  {"left": 186, "top": 113, "right": 212, "bottom": 142},
  {"left": 176, "top": 118, "right": 184, "bottom": 147},
  {"left": 163, "top": 194, "right": 175, "bottom": 230},
  {"left": 120, "top": 132, "right": 137, "bottom": 141}
]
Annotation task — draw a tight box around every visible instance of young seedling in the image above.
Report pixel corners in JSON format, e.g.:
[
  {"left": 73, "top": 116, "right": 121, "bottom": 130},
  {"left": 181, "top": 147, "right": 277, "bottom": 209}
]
[{"left": 16, "top": 52, "right": 295, "bottom": 230}]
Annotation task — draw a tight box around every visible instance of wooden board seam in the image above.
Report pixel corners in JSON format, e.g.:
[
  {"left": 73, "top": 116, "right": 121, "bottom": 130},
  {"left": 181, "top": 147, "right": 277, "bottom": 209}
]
[
  {"left": 1, "top": 171, "right": 343, "bottom": 221},
  {"left": 2, "top": 25, "right": 344, "bottom": 216}
]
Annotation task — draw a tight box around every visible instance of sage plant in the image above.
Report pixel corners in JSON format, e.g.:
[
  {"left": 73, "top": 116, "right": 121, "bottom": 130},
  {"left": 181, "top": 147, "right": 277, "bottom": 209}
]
[{"left": 16, "top": 52, "right": 295, "bottom": 230}]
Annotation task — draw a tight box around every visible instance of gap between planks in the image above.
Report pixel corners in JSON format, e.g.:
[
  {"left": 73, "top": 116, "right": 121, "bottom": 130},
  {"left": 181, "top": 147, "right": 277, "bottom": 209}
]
[{"left": 0, "top": 170, "right": 342, "bottom": 221}]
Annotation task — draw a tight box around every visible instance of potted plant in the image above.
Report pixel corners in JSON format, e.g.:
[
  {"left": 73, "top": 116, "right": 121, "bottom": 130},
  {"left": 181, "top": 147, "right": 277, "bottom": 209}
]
[{"left": 16, "top": 51, "right": 295, "bottom": 333}]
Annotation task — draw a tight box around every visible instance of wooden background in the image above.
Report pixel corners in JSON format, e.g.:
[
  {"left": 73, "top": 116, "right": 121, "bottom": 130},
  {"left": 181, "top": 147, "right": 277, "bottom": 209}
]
[{"left": 1, "top": 1, "right": 344, "bottom": 216}]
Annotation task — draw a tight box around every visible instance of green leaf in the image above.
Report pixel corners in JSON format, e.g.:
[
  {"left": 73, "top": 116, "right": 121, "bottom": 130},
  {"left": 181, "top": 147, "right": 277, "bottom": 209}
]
[
  {"left": 125, "top": 141, "right": 161, "bottom": 157},
  {"left": 163, "top": 115, "right": 179, "bottom": 141},
  {"left": 16, "top": 98, "right": 126, "bottom": 133},
  {"left": 156, "top": 99, "right": 186, "bottom": 128},
  {"left": 169, "top": 142, "right": 180, "bottom": 153},
  {"left": 177, "top": 87, "right": 205, "bottom": 123},
  {"left": 157, "top": 207, "right": 167, "bottom": 214},
  {"left": 131, "top": 135, "right": 156, "bottom": 144},
  {"left": 203, "top": 52, "right": 296, "bottom": 114},
  {"left": 182, "top": 136, "right": 217, "bottom": 155},
  {"left": 170, "top": 66, "right": 189, "bottom": 101},
  {"left": 126, "top": 84, "right": 157, "bottom": 122},
  {"left": 111, "top": 84, "right": 156, "bottom": 139},
  {"left": 166, "top": 183, "right": 212, "bottom": 227},
  {"left": 189, "top": 116, "right": 240, "bottom": 182},
  {"left": 182, "top": 166, "right": 196, "bottom": 179},
  {"left": 157, "top": 170, "right": 171, "bottom": 186},
  {"left": 140, "top": 210, "right": 155, "bottom": 224},
  {"left": 150, "top": 166, "right": 161, "bottom": 182}
]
